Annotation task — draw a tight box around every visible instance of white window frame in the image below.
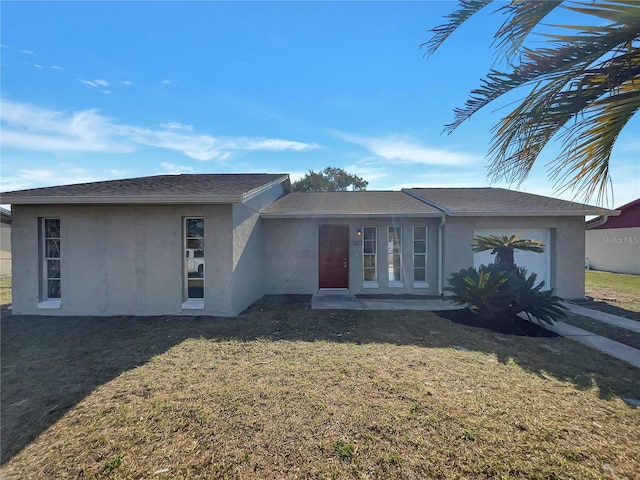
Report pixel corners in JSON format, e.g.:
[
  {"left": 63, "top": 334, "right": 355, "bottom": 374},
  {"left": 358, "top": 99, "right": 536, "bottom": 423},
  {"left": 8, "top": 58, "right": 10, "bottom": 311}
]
[
  {"left": 413, "top": 226, "right": 429, "bottom": 288},
  {"left": 182, "top": 217, "right": 205, "bottom": 310},
  {"left": 387, "top": 226, "right": 403, "bottom": 287},
  {"left": 38, "top": 218, "right": 61, "bottom": 309},
  {"left": 362, "top": 226, "right": 378, "bottom": 288}
]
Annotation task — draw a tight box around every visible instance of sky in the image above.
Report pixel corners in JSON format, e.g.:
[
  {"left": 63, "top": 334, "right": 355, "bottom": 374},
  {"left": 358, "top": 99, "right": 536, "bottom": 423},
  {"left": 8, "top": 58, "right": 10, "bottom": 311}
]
[{"left": 1, "top": 1, "right": 638, "bottom": 209}]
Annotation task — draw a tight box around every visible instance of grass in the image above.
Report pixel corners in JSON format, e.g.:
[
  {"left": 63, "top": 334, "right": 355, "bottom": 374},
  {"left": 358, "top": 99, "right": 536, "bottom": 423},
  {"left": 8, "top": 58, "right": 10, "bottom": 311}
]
[
  {"left": 2, "top": 296, "right": 639, "bottom": 479},
  {"left": 0, "top": 276, "right": 11, "bottom": 305},
  {"left": 585, "top": 271, "right": 640, "bottom": 317},
  {"left": 561, "top": 314, "right": 640, "bottom": 350}
]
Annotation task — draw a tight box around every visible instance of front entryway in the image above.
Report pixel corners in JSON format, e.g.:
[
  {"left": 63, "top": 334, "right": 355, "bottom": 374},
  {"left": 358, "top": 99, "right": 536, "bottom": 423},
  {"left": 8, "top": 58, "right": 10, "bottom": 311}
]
[{"left": 318, "top": 225, "right": 349, "bottom": 289}]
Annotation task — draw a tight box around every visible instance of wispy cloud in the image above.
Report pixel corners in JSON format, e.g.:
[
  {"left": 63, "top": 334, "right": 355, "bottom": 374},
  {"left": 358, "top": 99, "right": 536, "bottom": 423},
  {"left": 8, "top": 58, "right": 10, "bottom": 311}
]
[
  {"left": 161, "top": 79, "right": 173, "bottom": 86},
  {"left": 30, "top": 63, "right": 43, "bottom": 69},
  {"left": 19, "top": 49, "right": 35, "bottom": 55},
  {"left": 121, "top": 80, "right": 132, "bottom": 86},
  {"left": 334, "top": 131, "right": 479, "bottom": 166},
  {"left": 0, "top": 99, "right": 321, "bottom": 161},
  {"left": 1, "top": 167, "right": 103, "bottom": 192},
  {"left": 50, "top": 65, "right": 64, "bottom": 71},
  {"left": 79, "top": 78, "right": 110, "bottom": 89},
  {"left": 159, "top": 162, "right": 194, "bottom": 175}
]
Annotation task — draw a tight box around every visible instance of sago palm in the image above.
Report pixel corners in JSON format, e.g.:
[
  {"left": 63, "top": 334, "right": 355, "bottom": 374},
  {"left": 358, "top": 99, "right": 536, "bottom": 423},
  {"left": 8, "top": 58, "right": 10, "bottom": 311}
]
[
  {"left": 471, "top": 234, "right": 545, "bottom": 267},
  {"left": 424, "top": 0, "right": 640, "bottom": 205}
]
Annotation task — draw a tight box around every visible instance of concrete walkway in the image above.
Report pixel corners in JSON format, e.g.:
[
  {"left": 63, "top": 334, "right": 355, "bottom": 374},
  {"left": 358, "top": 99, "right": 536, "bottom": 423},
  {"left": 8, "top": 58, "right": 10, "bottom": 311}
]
[
  {"left": 311, "top": 294, "right": 460, "bottom": 311},
  {"left": 311, "top": 293, "right": 640, "bottom": 369},
  {"left": 563, "top": 302, "right": 640, "bottom": 334}
]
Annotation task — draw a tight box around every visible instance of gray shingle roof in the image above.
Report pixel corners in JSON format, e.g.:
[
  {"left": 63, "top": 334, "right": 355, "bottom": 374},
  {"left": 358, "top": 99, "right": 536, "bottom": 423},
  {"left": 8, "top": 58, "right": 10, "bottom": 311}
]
[
  {"left": 262, "top": 191, "right": 443, "bottom": 217},
  {"left": 0, "top": 174, "right": 289, "bottom": 204},
  {"left": 404, "top": 188, "right": 617, "bottom": 216}
]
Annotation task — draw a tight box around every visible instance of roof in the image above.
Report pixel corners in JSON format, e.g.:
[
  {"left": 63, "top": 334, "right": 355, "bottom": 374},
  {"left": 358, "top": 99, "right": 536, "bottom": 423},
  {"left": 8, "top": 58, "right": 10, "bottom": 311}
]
[
  {"left": 0, "top": 174, "right": 289, "bottom": 205},
  {"left": 0, "top": 207, "right": 10, "bottom": 225},
  {"left": 261, "top": 191, "right": 443, "bottom": 218},
  {"left": 586, "top": 198, "right": 640, "bottom": 230},
  {"left": 403, "top": 188, "right": 618, "bottom": 217}
]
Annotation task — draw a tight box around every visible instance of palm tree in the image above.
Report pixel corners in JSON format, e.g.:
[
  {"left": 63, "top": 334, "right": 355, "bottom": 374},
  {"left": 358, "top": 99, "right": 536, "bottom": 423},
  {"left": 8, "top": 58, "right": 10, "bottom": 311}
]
[
  {"left": 424, "top": 1, "right": 640, "bottom": 205},
  {"left": 471, "top": 234, "right": 544, "bottom": 267}
]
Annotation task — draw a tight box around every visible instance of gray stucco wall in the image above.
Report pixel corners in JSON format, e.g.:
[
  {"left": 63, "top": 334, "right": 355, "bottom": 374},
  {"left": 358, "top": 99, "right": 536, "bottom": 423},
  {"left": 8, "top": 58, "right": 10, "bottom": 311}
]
[
  {"left": 442, "top": 216, "right": 587, "bottom": 299},
  {"left": 262, "top": 217, "right": 441, "bottom": 295},
  {"left": 11, "top": 203, "right": 237, "bottom": 316},
  {"left": 586, "top": 227, "right": 640, "bottom": 275}
]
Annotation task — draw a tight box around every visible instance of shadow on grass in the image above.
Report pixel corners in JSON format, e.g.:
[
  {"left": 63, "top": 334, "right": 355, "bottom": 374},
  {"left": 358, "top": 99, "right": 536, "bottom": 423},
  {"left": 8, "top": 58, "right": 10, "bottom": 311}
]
[
  {"left": 575, "top": 298, "right": 640, "bottom": 321},
  {"left": 2, "top": 294, "right": 639, "bottom": 464}
]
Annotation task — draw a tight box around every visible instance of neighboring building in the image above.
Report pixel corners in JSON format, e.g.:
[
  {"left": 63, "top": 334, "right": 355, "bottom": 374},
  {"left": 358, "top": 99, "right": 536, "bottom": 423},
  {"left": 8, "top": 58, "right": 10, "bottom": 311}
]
[
  {"left": 586, "top": 198, "right": 640, "bottom": 275},
  {"left": 0, "top": 207, "right": 10, "bottom": 277},
  {"left": 0, "top": 174, "right": 616, "bottom": 316}
]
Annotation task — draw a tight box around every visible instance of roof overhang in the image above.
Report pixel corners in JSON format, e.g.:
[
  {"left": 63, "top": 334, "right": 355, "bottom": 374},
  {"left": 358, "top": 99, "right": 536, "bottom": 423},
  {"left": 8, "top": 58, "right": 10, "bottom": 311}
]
[
  {"left": 261, "top": 212, "right": 445, "bottom": 219},
  {"left": 0, "top": 175, "right": 290, "bottom": 206},
  {"left": 0, "top": 195, "right": 244, "bottom": 205}
]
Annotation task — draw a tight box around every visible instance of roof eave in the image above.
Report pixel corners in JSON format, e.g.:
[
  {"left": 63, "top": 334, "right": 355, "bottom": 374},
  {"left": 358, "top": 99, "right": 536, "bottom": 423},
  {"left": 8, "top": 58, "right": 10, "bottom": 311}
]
[
  {"left": 0, "top": 195, "right": 244, "bottom": 205},
  {"left": 240, "top": 175, "right": 290, "bottom": 203},
  {"left": 261, "top": 212, "right": 444, "bottom": 219},
  {"left": 447, "top": 210, "right": 621, "bottom": 217}
]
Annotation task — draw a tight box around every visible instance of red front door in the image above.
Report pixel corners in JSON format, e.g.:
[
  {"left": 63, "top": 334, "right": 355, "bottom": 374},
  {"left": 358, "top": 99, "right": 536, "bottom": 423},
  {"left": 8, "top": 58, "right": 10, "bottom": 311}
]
[{"left": 318, "top": 225, "right": 349, "bottom": 289}]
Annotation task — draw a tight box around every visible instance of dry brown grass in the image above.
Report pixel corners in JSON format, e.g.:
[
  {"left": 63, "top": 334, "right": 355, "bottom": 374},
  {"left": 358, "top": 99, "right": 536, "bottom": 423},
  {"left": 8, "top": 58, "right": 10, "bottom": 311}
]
[{"left": 2, "top": 297, "right": 639, "bottom": 479}]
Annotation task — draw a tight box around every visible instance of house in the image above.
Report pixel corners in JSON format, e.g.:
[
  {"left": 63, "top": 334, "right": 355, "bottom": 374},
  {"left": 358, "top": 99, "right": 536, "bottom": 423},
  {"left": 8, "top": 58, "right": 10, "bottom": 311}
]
[
  {"left": 0, "top": 207, "right": 10, "bottom": 277},
  {"left": 585, "top": 198, "right": 640, "bottom": 275},
  {"left": 0, "top": 174, "right": 617, "bottom": 317}
]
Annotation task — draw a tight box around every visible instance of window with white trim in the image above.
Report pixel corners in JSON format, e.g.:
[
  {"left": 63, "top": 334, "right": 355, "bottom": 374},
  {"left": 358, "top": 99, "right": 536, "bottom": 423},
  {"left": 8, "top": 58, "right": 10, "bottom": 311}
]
[
  {"left": 41, "top": 218, "right": 61, "bottom": 300},
  {"left": 184, "top": 218, "right": 205, "bottom": 302},
  {"left": 363, "top": 226, "right": 377, "bottom": 286},
  {"left": 387, "top": 226, "right": 402, "bottom": 284},
  {"left": 413, "top": 226, "right": 428, "bottom": 286}
]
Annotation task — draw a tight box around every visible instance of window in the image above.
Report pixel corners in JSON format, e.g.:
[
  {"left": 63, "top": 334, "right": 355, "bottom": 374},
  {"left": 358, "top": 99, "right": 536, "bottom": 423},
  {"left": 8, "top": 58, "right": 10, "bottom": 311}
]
[
  {"left": 362, "top": 226, "right": 377, "bottom": 286},
  {"left": 40, "top": 218, "right": 61, "bottom": 307},
  {"left": 387, "top": 226, "right": 402, "bottom": 285},
  {"left": 184, "top": 218, "right": 205, "bottom": 306},
  {"left": 413, "top": 226, "right": 428, "bottom": 286}
]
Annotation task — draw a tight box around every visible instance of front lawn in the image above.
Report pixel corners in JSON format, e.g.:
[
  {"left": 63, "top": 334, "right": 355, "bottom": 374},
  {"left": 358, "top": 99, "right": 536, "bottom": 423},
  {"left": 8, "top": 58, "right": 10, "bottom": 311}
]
[
  {"left": 2, "top": 297, "right": 639, "bottom": 479},
  {"left": 585, "top": 271, "right": 640, "bottom": 318}
]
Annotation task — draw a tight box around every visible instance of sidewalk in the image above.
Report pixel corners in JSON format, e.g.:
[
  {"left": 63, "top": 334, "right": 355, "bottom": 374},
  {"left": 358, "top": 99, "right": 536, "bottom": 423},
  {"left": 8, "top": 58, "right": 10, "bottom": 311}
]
[{"left": 563, "top": 302, "right": 640, "bottom": 334}]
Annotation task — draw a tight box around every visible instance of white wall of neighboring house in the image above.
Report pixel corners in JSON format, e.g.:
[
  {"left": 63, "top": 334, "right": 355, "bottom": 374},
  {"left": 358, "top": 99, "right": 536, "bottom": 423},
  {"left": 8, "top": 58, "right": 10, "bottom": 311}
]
[{"left": 586, "top": 227, "right": 640, "bottom": 275}]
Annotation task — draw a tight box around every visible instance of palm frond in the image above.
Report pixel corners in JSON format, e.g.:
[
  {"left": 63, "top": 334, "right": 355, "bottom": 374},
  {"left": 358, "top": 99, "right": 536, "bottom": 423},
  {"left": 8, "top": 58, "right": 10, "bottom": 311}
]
[
  {"left": 421, "top": 0, "right": 493, "bottom": 57},
  {"left": 427, "top": 0, "right": 640, "bottom": 204}
]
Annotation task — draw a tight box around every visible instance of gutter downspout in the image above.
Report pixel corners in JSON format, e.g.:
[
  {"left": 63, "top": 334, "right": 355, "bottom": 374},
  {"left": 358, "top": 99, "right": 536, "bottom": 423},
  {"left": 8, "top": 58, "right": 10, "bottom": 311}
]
[
  {"left": 438, "top": 214, "right": 445, "bottom": 296},
  {"left": 586, "top": 215, "right": 609, "bottom": 230}
]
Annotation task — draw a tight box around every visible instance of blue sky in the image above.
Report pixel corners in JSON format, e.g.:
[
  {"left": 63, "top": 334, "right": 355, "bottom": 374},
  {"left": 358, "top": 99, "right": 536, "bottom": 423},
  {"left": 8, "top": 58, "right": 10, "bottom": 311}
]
[{"left": 1, "top": 1, "right": 638, "bottom": 208}]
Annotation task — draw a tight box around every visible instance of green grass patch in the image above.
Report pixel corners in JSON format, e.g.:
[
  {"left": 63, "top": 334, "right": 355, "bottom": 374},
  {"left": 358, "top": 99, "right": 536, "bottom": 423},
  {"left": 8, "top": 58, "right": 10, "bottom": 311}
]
[
  {"left": 585, "top": 271, "right": 640, "bottom": 318},
  {"left": 586, "top": 271, "right": 640, "bottom": 293}
]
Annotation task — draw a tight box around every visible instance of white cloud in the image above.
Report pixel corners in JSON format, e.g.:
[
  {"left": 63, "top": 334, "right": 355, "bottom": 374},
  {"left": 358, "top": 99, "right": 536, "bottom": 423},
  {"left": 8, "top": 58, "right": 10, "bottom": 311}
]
[
  {"left": 121, "top": 80, "right": 132, "bottom": 86},
  {"left": 50, "top": 65, "right": 64, "bottom": 71},
  {"left": 161, "top": 79, "right": 173, "bottom": 85},
  {"left": 110, "top": 169, "right": 130, "bottom": 176},
  {"left": 0, "top": 99, "right": 321, "bottom": 161},
  {"left": 159, "top": 162, "right": 194, "bottom": 175},
  {"left": 31, "top": 63, "right": 42, "bottom": 69},
  {"left": 334, "top": 131, "right": 479, "bottom": 166},
  {"left": 79, "top": 78, "right": 109, "bottom": 89},
  {"left": 19, "top": 49, "right": 35, "bottom": 55},
  {"left": 1, "top": 167, "right": 103, "bottom": 192}
]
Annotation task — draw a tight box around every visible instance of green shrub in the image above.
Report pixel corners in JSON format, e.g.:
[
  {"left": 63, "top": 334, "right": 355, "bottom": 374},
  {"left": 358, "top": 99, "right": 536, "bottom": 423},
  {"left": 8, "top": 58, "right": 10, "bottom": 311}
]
[{"left": 444, "top": 264, "right": 567, "bottom": 324}]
